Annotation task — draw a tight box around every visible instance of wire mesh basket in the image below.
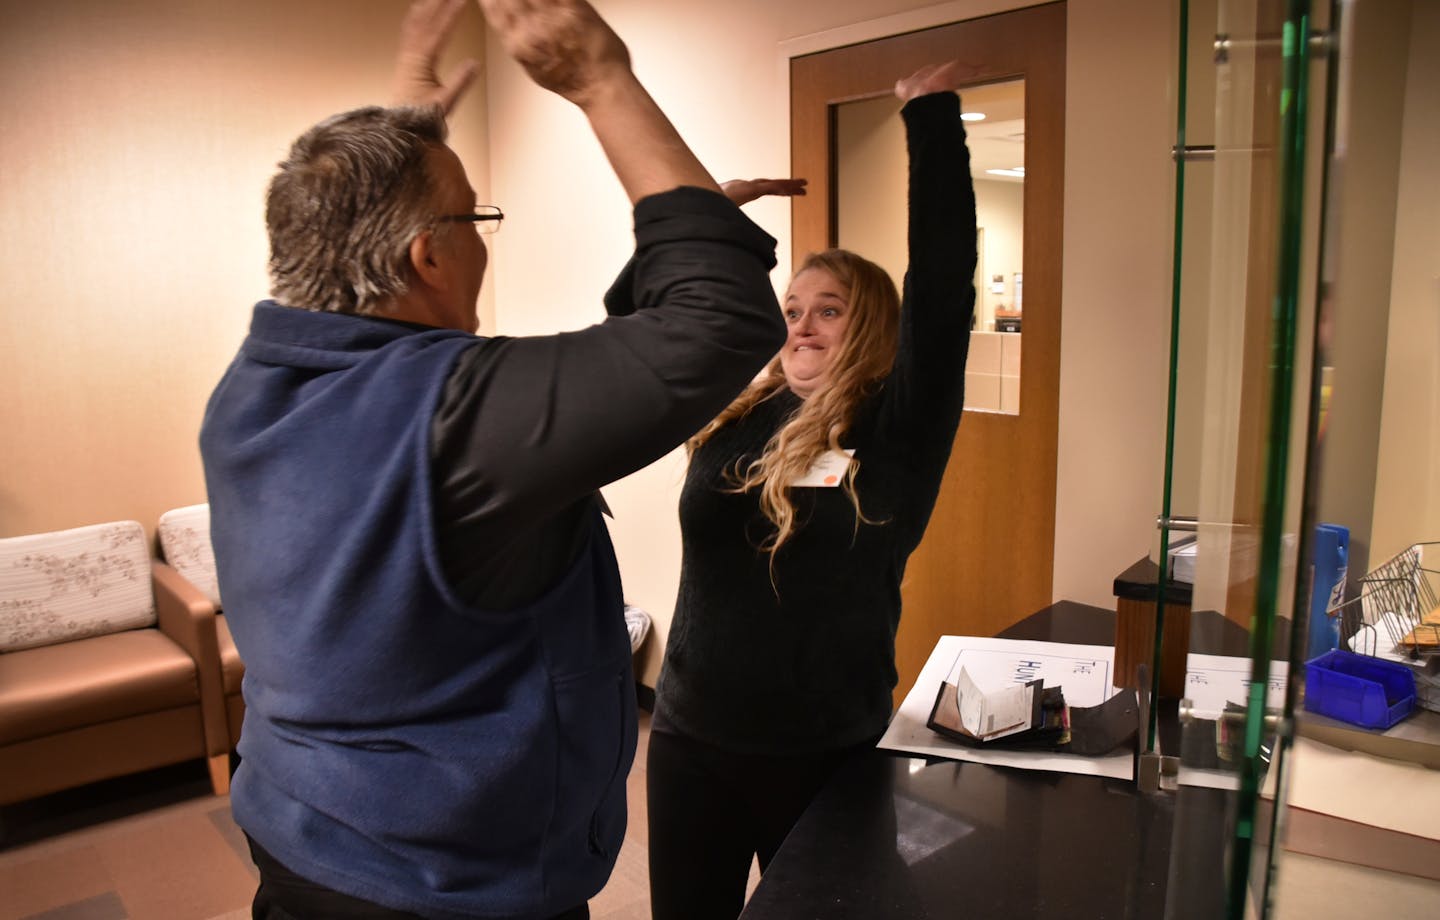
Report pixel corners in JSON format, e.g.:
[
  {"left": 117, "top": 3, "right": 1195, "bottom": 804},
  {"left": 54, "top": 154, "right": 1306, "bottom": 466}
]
[{"left": 1330, "top": 542, "right": 1440, "bottom": 660}]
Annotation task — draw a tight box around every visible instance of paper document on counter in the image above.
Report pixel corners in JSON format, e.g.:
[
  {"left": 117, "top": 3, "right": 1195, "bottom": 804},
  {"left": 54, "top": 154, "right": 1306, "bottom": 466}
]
[
  {"left": 1178, "top": 653, "right": 1288, "bottom": 791},
  {"left": 879, "top": 635, "right": 1133, "bottom": 780},
  {"left": 1183, "top": 653, "right": 1288, "bottom": 719}
]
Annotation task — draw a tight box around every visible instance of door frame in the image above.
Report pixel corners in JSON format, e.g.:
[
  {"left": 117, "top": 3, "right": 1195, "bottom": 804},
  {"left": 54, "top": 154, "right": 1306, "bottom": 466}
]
[{"left": 788, "top": 2, "right": 1066, "bottom": 704}]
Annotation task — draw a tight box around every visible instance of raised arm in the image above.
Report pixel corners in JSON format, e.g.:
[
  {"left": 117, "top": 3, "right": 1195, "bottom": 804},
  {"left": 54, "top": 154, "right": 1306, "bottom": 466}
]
[
  {"left": 877, "top": 62, "right": 981, "bottom": 450},
  {"left": 391, "top": 0, "right": 480, "bottom": 113},
  {"left": 427, "top": 1, "right": 786, "bottom": 560},
  {"left": 479, "top": 0, "right": 718, "bottom": 202}
]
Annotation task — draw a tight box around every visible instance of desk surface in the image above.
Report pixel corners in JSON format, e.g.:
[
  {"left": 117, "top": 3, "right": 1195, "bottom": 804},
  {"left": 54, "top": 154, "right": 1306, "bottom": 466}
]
[
  {"left": 739, "top": 602, "right": 1232, "bottom": 920},
  {"left": 738, "top": 752, "right": 1177, "bottom": 919},
  {"left": 1114, "top": 556, "right": 1193, "bottom": 606}
]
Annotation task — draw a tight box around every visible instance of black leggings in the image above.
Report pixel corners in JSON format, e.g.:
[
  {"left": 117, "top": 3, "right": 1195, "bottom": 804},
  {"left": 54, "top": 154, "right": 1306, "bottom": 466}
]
[
  {"left": 645, "top": 727, "right": 877, "bottom": 920},
  {"left": 246, "top": 835, "right": 589, "bottom": 920}
]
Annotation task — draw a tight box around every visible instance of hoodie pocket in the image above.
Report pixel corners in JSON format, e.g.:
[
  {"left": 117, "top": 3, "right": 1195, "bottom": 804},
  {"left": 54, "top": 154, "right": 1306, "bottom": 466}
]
[{"left": 551, "top": 659, "right": 637, "bottom": 864}]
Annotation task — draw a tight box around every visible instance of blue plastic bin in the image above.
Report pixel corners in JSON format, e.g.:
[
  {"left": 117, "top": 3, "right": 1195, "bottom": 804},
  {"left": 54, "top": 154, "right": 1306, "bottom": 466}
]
[{"left": 1304, "top": 649, "right": 1416, "bottom": 729}]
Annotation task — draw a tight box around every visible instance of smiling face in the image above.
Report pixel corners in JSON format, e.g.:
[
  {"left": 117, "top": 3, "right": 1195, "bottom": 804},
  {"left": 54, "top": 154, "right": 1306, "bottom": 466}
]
[{"left": 780, "top": 267, "right": 853, "bottom": 398}]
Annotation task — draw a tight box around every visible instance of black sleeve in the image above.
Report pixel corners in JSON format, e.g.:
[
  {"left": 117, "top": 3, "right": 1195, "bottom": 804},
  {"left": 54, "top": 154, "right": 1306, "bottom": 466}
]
[
  {"left": 431, "top": 186, "right": 785, "bottom": 609},
  {"left": 874, "top": 92, "right": 978, "bottom": 499}
]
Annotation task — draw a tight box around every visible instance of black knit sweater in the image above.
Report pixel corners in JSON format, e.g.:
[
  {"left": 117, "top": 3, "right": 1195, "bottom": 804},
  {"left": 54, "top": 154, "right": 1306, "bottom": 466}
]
[{"left": 655, "top": 92, "right": 978, "bottom": 754}]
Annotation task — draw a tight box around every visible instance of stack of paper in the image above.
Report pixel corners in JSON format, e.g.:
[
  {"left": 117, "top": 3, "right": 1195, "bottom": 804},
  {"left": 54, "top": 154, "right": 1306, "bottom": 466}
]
[{"left": 1149, "top": 534, "right": 1197, "bottom": 584}]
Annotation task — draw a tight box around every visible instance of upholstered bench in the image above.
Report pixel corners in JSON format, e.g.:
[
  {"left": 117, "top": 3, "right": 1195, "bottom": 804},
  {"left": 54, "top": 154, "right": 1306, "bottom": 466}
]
[
  {"left": 0, "top": 521, "right": 230, "bottom": 804},
  {"left": 156, "top": 503, "right": 244, "bottom": 751},
  {"left": 149, "top": 503, "right": 652, "bottom": 761}
]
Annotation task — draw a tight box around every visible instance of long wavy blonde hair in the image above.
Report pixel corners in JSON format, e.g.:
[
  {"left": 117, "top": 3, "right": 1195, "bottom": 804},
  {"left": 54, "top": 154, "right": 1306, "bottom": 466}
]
[{"left": 688, "top": 249, "right": 901, "bottom": 553}]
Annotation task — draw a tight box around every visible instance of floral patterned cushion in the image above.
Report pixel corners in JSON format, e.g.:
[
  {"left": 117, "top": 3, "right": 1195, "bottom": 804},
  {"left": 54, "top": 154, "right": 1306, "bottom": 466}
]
[
  {"left": 0, "top": 521, "right": 156, "bottom": 652},
  {"left": 624, "top": 604, "right": 651, "bottom": 655},
  {"left": 157, "top": 503, "right": 220, "bottom": 609}
]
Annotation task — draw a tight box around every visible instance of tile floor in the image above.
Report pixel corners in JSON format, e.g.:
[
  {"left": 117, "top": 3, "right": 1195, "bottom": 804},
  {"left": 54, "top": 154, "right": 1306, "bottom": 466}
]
[{"left": 1, "top": 708, "right": 1434, "bottom": 919}]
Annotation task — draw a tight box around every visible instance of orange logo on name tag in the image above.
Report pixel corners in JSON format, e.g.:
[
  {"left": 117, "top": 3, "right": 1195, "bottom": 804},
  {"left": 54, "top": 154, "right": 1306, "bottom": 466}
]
[{"left": 794, "top": 448, "right": 855, "bottom": 487}]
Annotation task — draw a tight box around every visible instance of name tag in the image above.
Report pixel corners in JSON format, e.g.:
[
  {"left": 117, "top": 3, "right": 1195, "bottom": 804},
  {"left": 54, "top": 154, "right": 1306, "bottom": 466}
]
[{"left": 792, "top": 449, "right": 855, "bottom": 488}]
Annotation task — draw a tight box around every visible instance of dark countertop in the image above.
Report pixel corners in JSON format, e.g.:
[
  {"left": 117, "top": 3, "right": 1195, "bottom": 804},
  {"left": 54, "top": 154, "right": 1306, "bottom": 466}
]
[
  {"left": 1114, "top": 556, "right": 1194, "bottom": 605},
  {"left": 739, "top": 752, "right": 1177, "bottom": 919},
  {"left": 739, "top": 601, "right": 1234, "bottom": 920}
]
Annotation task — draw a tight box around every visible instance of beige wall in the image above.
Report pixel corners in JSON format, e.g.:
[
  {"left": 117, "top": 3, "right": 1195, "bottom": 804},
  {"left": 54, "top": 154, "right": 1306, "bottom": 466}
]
[
  {"left": 1312, "top": 0, "right": 1411, "bottom": 575},
  {"left": 1050, "top": 0, "right": 1176, "bottom": 611},
  {"left": 832, "top": 93, "right": 1025, "bottom": 333},
  {"left": 975, "top": 180, "right": 1025, "bottom": 329},
  {"left": 836, "top": 94, "right": 907, "bottom": 290},
  {"left": 0, "top": 0, "right": 491, "bottom": 542},
  {"left": 1369, "top": 0, "right": 1440, "bottom": 563}
]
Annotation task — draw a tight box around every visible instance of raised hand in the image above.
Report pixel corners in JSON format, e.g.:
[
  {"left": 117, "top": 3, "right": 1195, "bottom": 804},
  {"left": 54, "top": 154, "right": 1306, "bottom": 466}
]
[
  {"left": 720, "top": 178, "right": 808, "bottom": 207},
  {"left": 478, "top": 0, "right": 631, "bottom": 109},
  {"left": 894, "top": 61, "right": 983, "bottom": 103},
  {"left": 391, "top": 0, "right": 479, "bottom": 113},
  {"left": 479, "top": 0, "right": 715, "bottom": 202}
]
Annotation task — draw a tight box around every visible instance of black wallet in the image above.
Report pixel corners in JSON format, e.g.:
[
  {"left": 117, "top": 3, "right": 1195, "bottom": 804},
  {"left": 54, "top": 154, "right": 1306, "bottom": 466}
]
[{"left": 926, "top": 678, "right": 1139, "bottom": 756}]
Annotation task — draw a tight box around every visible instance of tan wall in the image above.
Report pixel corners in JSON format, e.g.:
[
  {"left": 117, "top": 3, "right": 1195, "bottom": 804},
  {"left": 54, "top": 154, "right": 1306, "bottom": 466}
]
[
  {"left": 833, "top": 94, "right": 1024, "bottom": 333},
  {"left": 1312, "top": 0, "right": 1411, "bottom": 575},
  {"left": 975, "top": 180, "right": 1025, "bottom": 330},
  {"left": 836, "top": 94, "right": 908, "bottom": 291},
  {"left": 0, "top": 0, "right": 491, "bottom": 541},
  {"left": 1050, "top": 0, "right": 1176, "bottom": 610},
  {"left": 1369, "top": 0, "right": 1440, "bottom": 563}
]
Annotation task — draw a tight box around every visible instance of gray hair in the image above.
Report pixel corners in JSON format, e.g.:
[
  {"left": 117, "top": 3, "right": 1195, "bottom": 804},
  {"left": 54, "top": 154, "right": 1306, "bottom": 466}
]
[{"left": 266, "top": 105, "right": 450, "bottom": 315}]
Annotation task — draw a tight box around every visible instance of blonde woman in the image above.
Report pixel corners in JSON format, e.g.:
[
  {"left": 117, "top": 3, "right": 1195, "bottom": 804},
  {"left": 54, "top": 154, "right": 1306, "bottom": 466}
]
[{"left": 647, "top": 61, "right": 980, "bottom": 920}]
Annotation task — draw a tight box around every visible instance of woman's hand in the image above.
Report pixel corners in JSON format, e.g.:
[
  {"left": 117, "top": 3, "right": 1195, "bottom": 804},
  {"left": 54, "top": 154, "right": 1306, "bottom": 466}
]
[
  {"left": 720, "top": 178, "right": 808, "bottom": 207},
  {"left": 894, "top": 61, "right": 983, "bottom": 103},
  {"left": 391, "top": 0, "right": 480, "bottom": 113}
]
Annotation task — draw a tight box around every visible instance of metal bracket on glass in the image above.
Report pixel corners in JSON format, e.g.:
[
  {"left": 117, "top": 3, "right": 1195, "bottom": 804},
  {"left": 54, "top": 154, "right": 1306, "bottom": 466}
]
[
  {"left": 1179, "top": 700, "right": 1284, "bottom": 773},
  {"left": 1155, "top": 515, "right": 1252, "bottom": 532},
  {"left": 1172, "top": 145, "right": 1215, "bottom": 162},
  {"left": 1136, "top": 662, "right": 1180, "bottom": 794},
  {"left": 1138, "top": 751, "right": 1180, "bottom": 794},
  {"left": 1157, "top": 514, "right": 1199, "bottom": 532},
  {"left": 1214, "top": 31, "right": 1333, "bottom": 64},
  {"left": 1179, "top": 699, "right": 1282, "bottom": 734}
]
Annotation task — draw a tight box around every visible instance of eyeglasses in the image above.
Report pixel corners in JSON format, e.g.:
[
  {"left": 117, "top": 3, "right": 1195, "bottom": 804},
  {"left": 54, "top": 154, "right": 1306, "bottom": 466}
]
[{"left": 438, "top": 205, "right": 504, "bottom": 234}]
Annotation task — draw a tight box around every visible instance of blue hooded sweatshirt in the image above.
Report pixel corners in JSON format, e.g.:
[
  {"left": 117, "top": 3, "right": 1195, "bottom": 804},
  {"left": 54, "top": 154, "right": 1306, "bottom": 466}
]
[{"left": 201, "top": 302, "right": 635, "bottom": 919}]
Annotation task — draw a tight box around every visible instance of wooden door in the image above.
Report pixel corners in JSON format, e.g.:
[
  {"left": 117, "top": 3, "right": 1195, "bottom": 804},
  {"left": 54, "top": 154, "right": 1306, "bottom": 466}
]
[{"left": 789, "top": 3, "right": 1066, "bottom": 706}]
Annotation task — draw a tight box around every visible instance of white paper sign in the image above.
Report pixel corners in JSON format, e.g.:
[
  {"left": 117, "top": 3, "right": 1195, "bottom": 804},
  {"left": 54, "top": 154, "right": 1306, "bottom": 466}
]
[{"left": 791, "top": 449, "right": 854, "bottom": 487}]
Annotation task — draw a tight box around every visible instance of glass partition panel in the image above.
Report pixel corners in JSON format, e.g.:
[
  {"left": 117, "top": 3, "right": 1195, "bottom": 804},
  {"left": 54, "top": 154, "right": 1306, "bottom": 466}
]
[{"left": 1158, "top": 1, "right": 1329, "bottom": 917}]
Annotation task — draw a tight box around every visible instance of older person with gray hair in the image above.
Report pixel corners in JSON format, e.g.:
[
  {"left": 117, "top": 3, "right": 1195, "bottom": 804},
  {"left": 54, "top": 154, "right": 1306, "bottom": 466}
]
[{"left": 199, "top": 2, "right": 785, "bottom": 918}]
